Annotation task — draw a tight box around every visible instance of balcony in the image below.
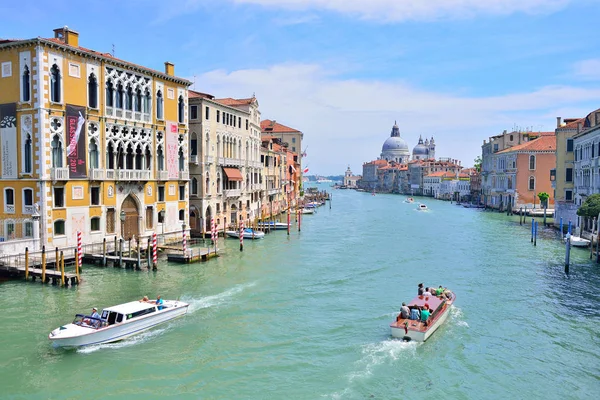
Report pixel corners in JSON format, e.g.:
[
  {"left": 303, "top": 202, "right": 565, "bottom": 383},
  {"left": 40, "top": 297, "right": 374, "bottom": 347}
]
[
  {"left": 268, "top": 188, "right": 280, "bottom": 196},
  {"left": 89, "top": 168, "right": 105, "bottom": 180},
  {"left": 223, "top": 189, "right": 241, "bottom": 197},
  {"left": 205, "top": 156, "right": 214, "bottom": 164},
  {"left": 178, "top": 171, "right": 189, "bottom": 181},
  {"left": 23, "top": 205, "right": 34, "bottom": 214},
  {"left": 106, "top": 169, "right": 115, "bottom": 180},
  {"left": 115, "top": 170, "right": 151, "bottom": 181},
  {"left": 252, "top": 183, "right": 262, "bottom": 191},
  {"left": 223, "top": 157, "right": 242, "bottom": 167},
  {"left": 218, "top": 157, "right": 225, "bottom": 165},
  {"left": 50, "top": 167, "right": 69, "bottom": 181},
  {"left": 190, "top": 155, "right": 198, "bottom": 164},
  {"left": 157, "top": 170, "right": 169, "bottom": 181}
]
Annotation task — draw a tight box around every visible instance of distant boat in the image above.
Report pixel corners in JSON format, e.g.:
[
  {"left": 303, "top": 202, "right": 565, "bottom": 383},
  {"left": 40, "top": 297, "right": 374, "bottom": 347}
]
[
  {"left": 417, "top": 203, "right": 428, "bottom": 211},
  {"left": 291, "top": 208, "right": 315, "bottom": 215},
  {"left": 257, "top": 222, "right": 289, "bottom": 230},
  {"left": 405, "top": 197, "right": 414, "bottom": 203},
  {"left": 226, "top": 228, "right": 265, "bottom": 239}
]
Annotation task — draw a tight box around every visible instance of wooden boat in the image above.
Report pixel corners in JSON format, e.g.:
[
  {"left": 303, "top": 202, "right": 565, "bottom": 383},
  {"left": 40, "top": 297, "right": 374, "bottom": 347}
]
[
  {"left": 49, "top": 299, "right": 189, "bottom": 348},
  {"left": 390, "top": 290, "right": 455, "bottom": 342},
  {"left": 225, "top": 228, "right": 265, "bottom": 239}
]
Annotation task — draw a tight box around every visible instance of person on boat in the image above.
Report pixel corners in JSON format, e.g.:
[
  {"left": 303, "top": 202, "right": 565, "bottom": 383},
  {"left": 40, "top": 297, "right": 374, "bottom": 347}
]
[
  {"left": 153, "top": 295, "right": 164, "bottom": 310},
  {"left": 140, "top": 295, "right": 149, "bottom": 302},
  {"left": 435, "top": 286, "right": 444, "bottom": 296},
  {"left": 409, "top": 306, "right": 420, "bottom": 321},
  {"left": 83, "top": 307, "right": 101, "bottom": 328},
  {"left": 423, "top": 287, "right": 433, "bottom": 296},
  {"left": 418, "top": 283, "right": 424, "bottom": 296},
  {"left": 421, "top": 304, "right": 431, "bottom": 326},
  {"left": 400, "top": 302, "right": 410, "bottom": 319}
]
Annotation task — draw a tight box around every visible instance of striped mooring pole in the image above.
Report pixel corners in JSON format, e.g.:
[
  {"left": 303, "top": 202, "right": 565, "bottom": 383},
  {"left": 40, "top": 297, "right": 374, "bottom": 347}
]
[
  {"left": 239, "top": 220, "right": 244, "bottom": 252},
  {"left": 182, "top": 227, "right": 187, "bottom": 257},
  {"left": 152, "top": 232, "right": 158, "bottom": 269},
  {"left": 76, "top": 230, "right": 82, "bottom": 282}
]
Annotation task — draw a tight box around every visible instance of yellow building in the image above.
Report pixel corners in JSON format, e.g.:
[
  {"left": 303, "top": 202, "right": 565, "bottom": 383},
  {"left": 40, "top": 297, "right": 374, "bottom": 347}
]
[{"left": 0, "top": 26, "right": 191, "bottom": 251}]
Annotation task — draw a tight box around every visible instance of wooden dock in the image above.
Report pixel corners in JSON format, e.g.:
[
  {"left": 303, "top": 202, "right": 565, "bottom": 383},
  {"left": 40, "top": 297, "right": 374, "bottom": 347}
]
[
  {"left": 167, "top": 248, "right": 219, "bottom": 263},
  {"left": 0, "top": 250, "right": 79, "bottom": 286}
]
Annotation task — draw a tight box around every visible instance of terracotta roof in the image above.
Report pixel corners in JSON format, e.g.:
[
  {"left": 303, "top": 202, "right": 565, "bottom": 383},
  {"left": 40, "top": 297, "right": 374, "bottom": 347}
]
[
  {"left": 215, "top": 97, "right": 255, "bottom": 106},
  {"left": 497, "top": 135, "right": 556, "bottom": 153},
  {"left": 261, "top": 119, "right": 301, "bottom": 133},
  {"left": 189, "top": 90, "right": 214, "bottom": 99},
  {"left": 261, "top": 135, "right": 275, "bottom": 141},
  {"left": 558, "top": 118, "right": 584, "bottom": 130},
  {"left": 426, "top": 171, "right": 447, "bottom": 177}
]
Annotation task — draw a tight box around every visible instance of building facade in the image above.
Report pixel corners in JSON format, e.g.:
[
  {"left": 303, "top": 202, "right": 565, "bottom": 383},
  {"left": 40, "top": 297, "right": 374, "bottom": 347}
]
[
  {"left": 573, "top": 109, "right": 600, "bottom": 213},
  {"left": 343, "top": 166, "right": 361, "bottom": 188},
  {"left": 0, "top": 27, "right": 190, "bottom": 252}
]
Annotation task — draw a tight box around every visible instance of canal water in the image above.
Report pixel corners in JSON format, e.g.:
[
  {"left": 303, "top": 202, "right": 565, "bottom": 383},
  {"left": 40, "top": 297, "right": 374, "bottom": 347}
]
[{"left": 1, "top": 184, "right": 598, "bottom": 399}]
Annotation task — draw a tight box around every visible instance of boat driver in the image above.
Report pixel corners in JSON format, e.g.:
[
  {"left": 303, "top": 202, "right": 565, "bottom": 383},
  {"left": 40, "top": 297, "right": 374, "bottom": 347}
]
[{"left": 84, "top": 307, "right": 101, "bottom": 328}]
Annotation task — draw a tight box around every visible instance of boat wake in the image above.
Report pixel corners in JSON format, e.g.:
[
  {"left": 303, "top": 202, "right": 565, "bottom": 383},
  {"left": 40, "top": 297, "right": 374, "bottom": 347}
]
[
  {"left": 76, "top": 327, "right": 169, "bottom": 354},
  {"left": 183, "top": 281, "right": 257, "bottom": 314},
  {"left": 449, "top": 306, "right": 469, "bottom": 328}
]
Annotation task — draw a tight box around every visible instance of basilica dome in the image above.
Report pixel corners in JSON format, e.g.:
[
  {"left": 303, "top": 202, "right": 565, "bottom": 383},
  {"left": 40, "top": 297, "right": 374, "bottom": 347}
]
[{"left": 380, "top": 122, "right": 410, "bottom": 163}]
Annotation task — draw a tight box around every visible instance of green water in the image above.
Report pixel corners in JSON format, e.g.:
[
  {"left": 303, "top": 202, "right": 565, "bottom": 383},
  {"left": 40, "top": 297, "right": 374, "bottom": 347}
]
[{"left": 1, "top": 184, "right": 599, "bottom": 399}]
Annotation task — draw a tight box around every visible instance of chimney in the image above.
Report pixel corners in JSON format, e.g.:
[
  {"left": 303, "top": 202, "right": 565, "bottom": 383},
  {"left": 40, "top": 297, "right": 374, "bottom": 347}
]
[
  {"left": 164, "top": 62, "right": 175, "bottom": 76},
  {"left": 556, "top": 117, "right": 562, "bottom": 128},
  {"left": 577, "top": 121, "right": 582, "bottom": 133},
  {"left": 53, "top": 26, "right": 79, "bottom": 47}
]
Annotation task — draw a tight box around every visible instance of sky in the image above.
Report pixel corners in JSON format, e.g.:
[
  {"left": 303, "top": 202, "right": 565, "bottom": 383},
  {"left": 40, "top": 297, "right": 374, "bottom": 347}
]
[{"left": 2, "top": 0, "right": 600, "bottom": 175}]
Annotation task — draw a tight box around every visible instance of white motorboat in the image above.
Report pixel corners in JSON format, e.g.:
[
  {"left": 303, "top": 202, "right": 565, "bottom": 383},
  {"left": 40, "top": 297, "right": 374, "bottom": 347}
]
[
  {"left": 291, "top": 208, "right": 315, "bottom": 215},
  {"left": 565, "top": 234, "right": 590, "bottom": 247},
  {"left": 405, "top": 197, "right": 414, "bottom": 203},
  {"left": 49, "top": 299, "right": 189, "bottom": 348},
  {"left": 417, "top": 203, "right": 428, "bottom": 211},
  {"left": 257, "top": 222, "right": 289, "bottom": 230},
  {"left": 390, "top": 290, "right": 455, "bottom": 342},
  {"left": 225, "top": 228, "right": 265, "bottom": 239}
]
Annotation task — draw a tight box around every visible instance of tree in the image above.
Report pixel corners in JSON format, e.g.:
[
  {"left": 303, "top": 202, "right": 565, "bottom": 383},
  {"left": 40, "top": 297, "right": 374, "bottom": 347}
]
[
  {"left": 474, "top": 156, "right": 482, "bottom": 173},
  {"left": 537, "top": 192, "right": 550, "bottom": 207},
  {"left": 577, "top": 193, "right": 600, "bottom": 217}
]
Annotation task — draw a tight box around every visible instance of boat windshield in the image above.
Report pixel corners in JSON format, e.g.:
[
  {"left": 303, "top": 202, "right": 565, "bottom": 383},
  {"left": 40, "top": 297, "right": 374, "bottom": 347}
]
[{"left": 72, "top": 314, "right": 106, "bottom": 329}]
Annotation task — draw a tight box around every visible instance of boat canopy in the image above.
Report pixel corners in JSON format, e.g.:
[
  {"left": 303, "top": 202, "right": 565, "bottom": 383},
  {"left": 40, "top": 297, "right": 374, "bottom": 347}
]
[{"left": 102, "top": 301, "right": 157, "bottom": 315}]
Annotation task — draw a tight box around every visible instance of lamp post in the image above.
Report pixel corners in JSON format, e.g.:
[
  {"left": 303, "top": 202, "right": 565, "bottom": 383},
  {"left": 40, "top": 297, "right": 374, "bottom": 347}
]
[
  {"left": 160, "top": 209, "right": 165, "bottom": 240},
  {"left": 120, "top": 210, "right": 126, "bottom": 239}
]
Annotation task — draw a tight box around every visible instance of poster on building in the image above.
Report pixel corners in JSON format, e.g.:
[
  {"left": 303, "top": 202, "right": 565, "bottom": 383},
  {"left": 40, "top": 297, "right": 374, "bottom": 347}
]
[
  {"left": 0, "top": 103, "right": 17, "bottom": 179},
  {"left": 166, "top": 121, "right": 179, "bottom": 179},
  {"left": 66, "top": 104, "right": 87, "bottom": 178}
]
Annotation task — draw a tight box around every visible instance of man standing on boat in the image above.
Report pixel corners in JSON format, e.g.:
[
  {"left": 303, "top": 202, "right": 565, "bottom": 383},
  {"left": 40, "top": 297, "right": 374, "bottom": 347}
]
[
  {"left": 400, "top": 303, "right": 410, "bottom": 319},
  {"left": 153, "top": 295, "right": 164, "bottom": 310}
]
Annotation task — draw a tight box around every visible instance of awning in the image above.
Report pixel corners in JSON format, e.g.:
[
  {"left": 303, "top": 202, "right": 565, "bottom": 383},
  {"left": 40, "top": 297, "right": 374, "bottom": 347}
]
[{"left": 223, "top": 167, "right": 243, "bottom": 181}]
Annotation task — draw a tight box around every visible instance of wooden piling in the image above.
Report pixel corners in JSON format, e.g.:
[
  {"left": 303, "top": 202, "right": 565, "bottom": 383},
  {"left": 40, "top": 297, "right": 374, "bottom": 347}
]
[
  {"left": 136, "top": 238, "right": 141, "bottom": 270},
  {"left": 531, "top": 218, "right": 534, "bottom": 243},
  {"left": 41, "top": 246, "right": 46, "bottom": 283},
  {"left": 102, "top": 238, "right": 107, "bottom": 266},
  {"left": 75, "top": 248, "right": 79, "bottom": 283},
  {"left": 60, "top": 251, "right": 65, "bottom": 286},
  {"left": 128, "top": 238, "right": 132, "bottom": 258},
  {"left": 55, "top": 247, "right": 59, "bottom": 271},
  {"left": 25, "top": 247, "right": 29, "bottom": 281},
  {"left": 119, "top": 239, "right": 123, "bottom": 267},
  {"left": 114, "top": 236, "right": 117, "bottom": 256},
  {"left": 534, "top": 221, "right": 537, "bottom": 246},
  {"left": 565, "top": 236, "right": 571, "bottom": 272},
  {"left": 147, "top": 238, "right": 152, "bottom": 268}
]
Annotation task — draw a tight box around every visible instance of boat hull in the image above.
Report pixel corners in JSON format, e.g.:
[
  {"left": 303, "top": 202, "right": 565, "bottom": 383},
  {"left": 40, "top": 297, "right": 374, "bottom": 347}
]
[
  {"left": 390, "top": 305, "right": 450, "bottom": 342},
  {"left": 49, "top": 304, "right": 188, "bottom": 348},
  {"left": 225, "top": 231, "right": 265, "bottom": 239}
]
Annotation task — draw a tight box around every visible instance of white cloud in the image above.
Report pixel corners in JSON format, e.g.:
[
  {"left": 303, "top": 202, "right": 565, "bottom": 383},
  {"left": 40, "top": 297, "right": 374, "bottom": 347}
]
[
  {"left": 573, "top": 59, "right": 600, "bottom": 81},
  {"left": 192, "top": 63, "right": 600, "bottom": 175},
  {"left": 227, "top": 0, "right": 571, "bottom": 22}
]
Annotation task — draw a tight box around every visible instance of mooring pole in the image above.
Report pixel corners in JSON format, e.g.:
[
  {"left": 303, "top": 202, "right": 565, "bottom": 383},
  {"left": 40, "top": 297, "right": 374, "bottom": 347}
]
[
  {"left": 102, "top": 238, "right": 107, "bottom": 266},
  {"left": 560, "top": 217, "right": 563, "bottom": 238},
  {"left": 534, "top": 221, "right": 538, "bottom": 246},
  {"left": 41, "top": 246, "right": 46, "bottom": 283},
  {"left": 565, "top": 236, "right": 571, "bottom": 273},
  {"left": 25, "top": 247, "right": 29, "bottom": 281},
  {"left": 531, "top": 218, "right": 534, "bottom": 243},
  {"left": 60, "top": 251, "right": 65, "bottom": 286}
]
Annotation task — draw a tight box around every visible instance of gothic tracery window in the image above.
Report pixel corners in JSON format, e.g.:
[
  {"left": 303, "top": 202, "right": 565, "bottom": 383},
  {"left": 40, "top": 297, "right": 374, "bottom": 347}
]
[
  {"left": 22, "top": 66, "right": 30, "bottom": 102},
  {"left": 50, "top": 64, "right": 61, "bottom": 103}
]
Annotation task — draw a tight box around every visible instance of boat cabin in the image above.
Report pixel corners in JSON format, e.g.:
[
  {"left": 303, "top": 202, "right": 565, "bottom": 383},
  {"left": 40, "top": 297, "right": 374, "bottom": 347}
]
[{"left": 99, "top": 301, "right": 160, "bottom": 326}]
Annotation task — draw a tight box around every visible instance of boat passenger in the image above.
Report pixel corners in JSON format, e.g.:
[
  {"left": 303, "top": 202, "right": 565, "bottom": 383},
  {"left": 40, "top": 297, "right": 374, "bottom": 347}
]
[
  {"left": 409, "top": 307, "right": 420, "bottom": 321},
  {"left": 435, "top": 286, "right": 444, "bottom": 296},
  {"left": 154, "top": 295, "right": 164, "bottom": 310},
  {"left": 400, "top": 302, "right": 410, "bottom": 319},
  {"left": 421, "top": 304, "right": 431, "bottom": 326},
  {"left": 140, "top": 295, "right": 149, "bottom": 302},
  {"left": 84, "top": 307, "right": 101, "bottom": 328},
  {"left": 418, "top": 283, "right": 424, "bottom": 296},
  {"left": 423, "top": 287, "right": 433, "bottom": 296}
]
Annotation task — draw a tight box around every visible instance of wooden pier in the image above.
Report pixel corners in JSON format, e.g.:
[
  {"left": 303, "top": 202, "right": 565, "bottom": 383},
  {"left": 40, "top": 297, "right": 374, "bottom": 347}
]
[
  {"left": 0, "top": 247, "right": 79, "bottom": 286},
  {"left": 167, "top": 248, "right": 219, "bottom": 264}
]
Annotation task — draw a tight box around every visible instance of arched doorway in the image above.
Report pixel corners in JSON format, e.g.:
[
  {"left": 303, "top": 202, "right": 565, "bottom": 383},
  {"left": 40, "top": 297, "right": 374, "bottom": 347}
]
[
  {"left": 121, "top": 195, "right": 139, "bottom": 240},
  {"left": 205, "top": 206, "right": 212, "bottom": 235},
  {"left": 189, "top": 207, "right": 198, "bottom": 232}
]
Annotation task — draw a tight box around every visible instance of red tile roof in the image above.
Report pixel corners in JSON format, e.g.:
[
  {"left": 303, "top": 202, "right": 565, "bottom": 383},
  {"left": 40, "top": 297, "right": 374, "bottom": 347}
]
[
  {"left": 215, "top": 97, "right": 255, "bottom": 106},
  {"left": 426, "top": 171, "right": 447, "bottom": 177},
  {"left": 558, "top": 118, "right": 584, "bottom": 130},
  {"left": 497, "top": 135, "right": 556, "bottom": 153},
  {"left": 261, "top": 119, "right": 301, "bottom": 133},
  {"left": 189, "top": 90, "right": 214, "bottom": 99}
]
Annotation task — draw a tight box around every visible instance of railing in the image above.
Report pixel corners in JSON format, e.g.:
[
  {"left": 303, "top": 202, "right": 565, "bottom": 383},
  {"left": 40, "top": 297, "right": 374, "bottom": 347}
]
[
  {"left": 116, "top": 170, "right": 151, "bottom": 181},
  {"left": 115, "top": 109, "right": 123, "bottom": 118},
  {"left": 178, "top": 171, "right": 189, "bottom": 180},
  {"left": 223, "top": 189, "right": 241, "bottom": 197},
  {"left": 134, "top": 112, "right": 142, "bottom": 121},
  {"left": 106, "top": 106, "right": 113, "bottom": 116},
  {"left": 218, "top": 157, "right": 225, "bottom": 165},
  {"left": 252, "top": 183, "right": 262, "bottom": 191},
  {"left": 157, "top": 171, "right": 169, "bottom": 181},
  {"left": 106, "top": 169, "right": 115, "bottom": 180},
  {"left": 89, "top": 168, "right": 105, "bottom": 180},
  {"left": 50, "top": 167, "right": 69, "bottom": 181},
  {"left": 190, "top": 155, "right": 198, "bottom": 164},
  {"left": 205, "top": 156, "right": 214, "bottom": 164},
  {"left": 268, "top": 188, "right": 280, "bottom": 196},
  {"left": 23, "top": 205, "right": 34, "bottom": 214},
  {"left": 223, "top": 157, "right": 242, "bottom": 166}
]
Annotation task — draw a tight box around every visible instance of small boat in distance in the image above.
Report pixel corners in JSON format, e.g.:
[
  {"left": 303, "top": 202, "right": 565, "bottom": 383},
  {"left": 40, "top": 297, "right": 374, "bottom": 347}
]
[
  {"left": 291, "top": 208, "right": 315, "bottom": 215},
  {"left": 257, "top": 221, "right": 289, "bottom": 230},
  {"left": 565, "top": 233, "right": 590, "bottom": 247},
  {"left": 225, "top": 228, "right": 265, "bottom": 239},
  {"left": 405, "top": 197, "right": 414, "bottom": 203},
  {"left": 417, "top": 203, "right": 428, "bottom": 211},
  {"left": 49, "top": 299, "right": 189, "bottom": 348},
  {"left": 390, "top": 289, "right": 455, "bottom": 342}
]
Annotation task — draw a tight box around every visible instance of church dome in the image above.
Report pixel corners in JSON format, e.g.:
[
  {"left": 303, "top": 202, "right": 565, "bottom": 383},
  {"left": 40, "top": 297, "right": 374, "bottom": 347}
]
[
  {"left": 382, "top": 136, "right": 409, "bottom": 152},
  {"left": 412, "top": 135, "right": 429, "bottom": 156}
]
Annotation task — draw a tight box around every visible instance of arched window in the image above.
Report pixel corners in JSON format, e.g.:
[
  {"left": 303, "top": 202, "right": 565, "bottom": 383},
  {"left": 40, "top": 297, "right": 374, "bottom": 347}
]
[
  {"left": 88, "top": 73, "right": 98, "bottom": 108},
  {"left": 178, "top": 95, "right": 184, "bottom": 123},
  {"left": 179, "top": 209, "right": 184, "bottom": 221},
  {"left": 135, "top": 88, "right": 142, "bottom": 112},
  {"left": 107, "top": 142, "right": 115, "bottom": 169},
  {"left": 135, "top": 145, "right": 143, "bottom": 170},
  {"left": 51, "top": 135, "right": 63, "bottom": 168},
  {"left": 4, "top": 188, "right": 14, "bottom": 209},
  {"left": 24, "top": 135, "right": 32, "bottom": 173},
  {"left": 126, "top": 85, "right": 133, "bottom": 110},
  {"left": 157, "top": 146, "right": 164, "bottom": 171},
  {"left": 217, "top": 174, "right": 221, "bottom": 193},
  {"left": 125, "top": 144, "right": 134, "bottom": 169},
  {"left": 144, "top": 89, "right": 151, "bottom": 114},
  {"left": 529, "top": 155, "right": 536, "bottom": 170},
  {"left": 89, "top": 139, "right": 99, "bottom": 169},
  {"left": 145, "top": 147, "right": 152, "bottom": 170},
  {"left": 178, "top": 147, "right": 185, "bottom": 171},
  {"left": 191, "top": 177, "right": 198, "bottom": 195},
  {"left": 50, "top": 64, "right": 61, "bottom": 103},
  {"left": 205, "top": 174, "right": 210, "bottom": 195},
  {"left": 22, "top": 65, "right": 30, "bottom": 102},
  {"left": 191, "top": 132, "right": 198, "bottom": 156},
  {"left": 106, "top": 80, "right": 114, "bottom": 107},
  {"left": 529, "top": 176, "right": 535, "bottom": 191},
  {"left": 116, "top": 83, "right": 124, "bottom": 108},
  {"left": 156, "top": 90, "right": 163, "bottom": 120}
]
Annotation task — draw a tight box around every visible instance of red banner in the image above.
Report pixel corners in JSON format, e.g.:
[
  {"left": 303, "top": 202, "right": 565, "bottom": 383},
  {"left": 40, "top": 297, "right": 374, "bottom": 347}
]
[{"left": 66, "top": 104, "right": 87, "bottom": 178}]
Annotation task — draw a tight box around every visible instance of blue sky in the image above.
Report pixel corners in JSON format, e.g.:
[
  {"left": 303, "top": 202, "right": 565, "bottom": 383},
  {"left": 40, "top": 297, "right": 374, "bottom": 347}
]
[{"left": 3, "top": 0, "right": 600, "bottom": 175}]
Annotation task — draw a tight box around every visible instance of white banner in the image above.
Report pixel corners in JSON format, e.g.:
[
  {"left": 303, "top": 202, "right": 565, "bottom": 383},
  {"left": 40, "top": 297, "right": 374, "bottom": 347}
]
[{"left": 1, "top": 127, "right": 17, "bottom": 179}]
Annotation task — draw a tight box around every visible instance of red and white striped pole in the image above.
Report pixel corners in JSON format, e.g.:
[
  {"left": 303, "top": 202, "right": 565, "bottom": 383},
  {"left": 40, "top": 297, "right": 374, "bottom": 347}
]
[
  {"left": 211, "top": 217, "right": 217, "bottom": 252},
  {"left": 182, "top": 227, "right": 187, "bottom": 257},
  {"left": 239, "top": 220, "right": 244, "bottom": 252},
  {"left": 76, "top": 230, "right": 82, "bottom": 282},
  {"left": 152, "top": 232, "right": 157, "bottom": 269}
]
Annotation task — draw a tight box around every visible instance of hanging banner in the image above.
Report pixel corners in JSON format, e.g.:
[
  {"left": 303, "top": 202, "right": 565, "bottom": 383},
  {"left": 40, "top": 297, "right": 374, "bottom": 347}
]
[
  {"left": 166, "top": 121, "right": 179, "bottom": 179},
  {"left": 0, "top": 103, "right": 17, "bottom": 179},
  {"left": 66, "top": 104, "right": 87, "bottom": 178}
]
